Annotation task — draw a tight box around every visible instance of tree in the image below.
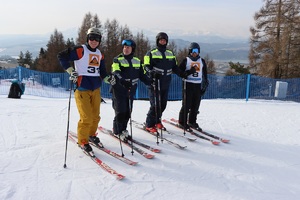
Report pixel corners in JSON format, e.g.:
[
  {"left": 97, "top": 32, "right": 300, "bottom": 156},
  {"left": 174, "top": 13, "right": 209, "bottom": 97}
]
[
  {"left": 17, "top": 51, "right": 34, "bottom": 68},
  {"left": 17, "top": 51, "right": 24, "bottom": 67},
  {"left": 176, "top": 47, "right": 189, "bottom": 65},
  {"left": 249, "top": 0, "right": 300, "bottom": 78},
  {"left": 102, "top": 19, "right": 121, "bottom": 72},
  {"left": 134, "top": 31, "right": 151, "bottom": 61},
  {"left": 77, "top": 12, "right": 93, "bottom": 45},
  {"left": 225, "top": 62, "right": 250, "bottom": 76},
  {"left": 35, "top": 29, "right": 66, "bottom": 72},
  {"left": 167, "top": 40, "right": 178, "bottom": 55},
  {"left": 204, "top": 54, "right": 216, "bottom": 74}
]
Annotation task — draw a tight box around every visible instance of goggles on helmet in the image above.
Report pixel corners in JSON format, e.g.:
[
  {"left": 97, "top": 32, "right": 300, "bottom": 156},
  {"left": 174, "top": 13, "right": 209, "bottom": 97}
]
[
  {"left": 122, "top": 40, "right": 132, "bottom": 46},
  {"left": 191, "top": 48, "right": 199, "bottom": 54}
]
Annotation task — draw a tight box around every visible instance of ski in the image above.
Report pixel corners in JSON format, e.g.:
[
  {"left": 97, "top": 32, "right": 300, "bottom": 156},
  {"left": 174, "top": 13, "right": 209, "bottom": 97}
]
[
  {"left": 133, "top": 123, "right": 187, "bottom": 150},
  {"left": 132, "top": 120, "right": 197, "bottom": 142},
  {"left": 97, "top": 126, "right": 155, "bottom": 159},
  {"left": 69, "top": 131, "right": 138, "bottom": 166},
  {"left": 170, "top": 118, "right": 230, "bottom": 143},
  {"left": 130, "top": 138, "right": 161, "bottom": 153},
  {"left": 163, "top": 119, "right": 220, "bottom": 145},
  {"left": 68, "top": 133, "right": 125, "bottom": 180}
]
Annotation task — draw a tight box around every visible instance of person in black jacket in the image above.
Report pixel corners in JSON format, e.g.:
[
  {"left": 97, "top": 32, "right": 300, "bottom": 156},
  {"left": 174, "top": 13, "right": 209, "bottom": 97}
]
[
  {"left": 143, "top": 32, "right": 184, "bottom": 133},
  {"left": 178, "top": 42, "right": 209, "bottom": 131},
  {"left": 111, "top": 39, "right": 151, "bottom": 142}
]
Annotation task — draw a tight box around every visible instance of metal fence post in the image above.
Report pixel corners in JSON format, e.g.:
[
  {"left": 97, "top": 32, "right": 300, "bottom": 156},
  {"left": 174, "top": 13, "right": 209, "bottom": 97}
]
[{"left": 246, "top": 74, "right": 251, "bottom": 102}]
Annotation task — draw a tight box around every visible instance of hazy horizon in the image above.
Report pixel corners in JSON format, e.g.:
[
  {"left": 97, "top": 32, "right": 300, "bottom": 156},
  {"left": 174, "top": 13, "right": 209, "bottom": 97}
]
[{"left": 1, "top": 0, "right": 263, "bottom": 39}]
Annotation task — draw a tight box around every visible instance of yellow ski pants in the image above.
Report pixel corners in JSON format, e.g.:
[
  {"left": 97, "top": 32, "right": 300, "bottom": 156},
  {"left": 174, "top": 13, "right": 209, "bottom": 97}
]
[{"left": 74, "top": 88, "right": 101, "bottom": 145}]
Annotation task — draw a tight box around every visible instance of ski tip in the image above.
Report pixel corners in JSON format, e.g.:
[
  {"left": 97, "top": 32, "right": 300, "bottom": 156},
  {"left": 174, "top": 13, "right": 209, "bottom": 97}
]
[
  {"left": 117, "top": 175, "right": 126, "bottom": 180},
  {"left": 144, "top": 154, "right": 155, "bottom": 159},
  {"left": 221, "top": 139, "right": 230, "bottom": 143},
  {"left": 130, "top": 162, "right": 139, "bottom": 166},
  {"left": 212, "top": 141, "right": 220, "bottom": 145},
  {"left": 153, "top": 149, "right": 161, "bottom": 153},
  {"left": 179, "top": 146, "right": 187, "bottom": 150}
]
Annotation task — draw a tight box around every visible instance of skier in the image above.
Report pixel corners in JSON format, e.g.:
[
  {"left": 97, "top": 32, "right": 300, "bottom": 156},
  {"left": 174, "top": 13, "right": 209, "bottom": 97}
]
[
  {"left": 178, "top": 42, "right": 209, "bottom": 131},
  {"left": 143, "top": 32, "right": 185, "bottom": 133},
  {"left": 110, "top": 39, "right": 151, "bottom": 142},
  {"left": 57, "top": 27, "right": 110, "bottom": 153}
]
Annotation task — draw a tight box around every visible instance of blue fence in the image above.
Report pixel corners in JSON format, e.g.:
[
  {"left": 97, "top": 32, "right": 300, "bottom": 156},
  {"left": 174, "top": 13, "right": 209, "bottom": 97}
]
[{"left": 1, "top": 66, "right": 299, "bottom": 102}]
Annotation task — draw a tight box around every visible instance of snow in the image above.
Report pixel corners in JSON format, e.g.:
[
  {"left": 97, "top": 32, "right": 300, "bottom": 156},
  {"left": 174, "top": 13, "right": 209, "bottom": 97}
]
[{"left": 1, "top": 94, "right": 300, "bottom": 200}]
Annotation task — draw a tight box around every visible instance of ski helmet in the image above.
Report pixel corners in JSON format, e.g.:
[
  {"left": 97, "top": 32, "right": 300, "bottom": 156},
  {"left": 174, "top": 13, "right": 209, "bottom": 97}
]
[
  {"left": 188, "top": 42, "right": 200, "bottom": 55},
  {"left": 156, "top": 32, "right": 168, "bottom": 45},
  {"left": 122, "top": 39, "right": 136, "bottom": 54},
  {"left": 86, "top": 27, "right": 102, "bottom": 43}
]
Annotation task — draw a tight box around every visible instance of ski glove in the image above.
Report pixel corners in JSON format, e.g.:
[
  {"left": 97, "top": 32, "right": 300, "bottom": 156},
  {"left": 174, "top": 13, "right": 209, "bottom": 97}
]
[
  {"left": 151, "top": 70, "right": 162, "bottom": 80},
  {"left": 66, "top": 67, "right": 78, "bottom": 83},
  {"left": 121, "top": 79, "right": 132, "bottom": 90},
  {"left": 104, "top": 75, "right": 116, "bottom": 85},
  {"left": 182, "top": 67, "right": 196, "bottom": 79}
]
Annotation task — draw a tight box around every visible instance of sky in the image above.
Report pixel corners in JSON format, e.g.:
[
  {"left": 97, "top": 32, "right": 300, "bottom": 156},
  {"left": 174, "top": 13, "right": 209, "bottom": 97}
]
[
  {"left": 1, "top": 0, "right": 264, "bottom": 39},
  {"left": 1, "top": 80, "right": 300, "bottom": 199}
]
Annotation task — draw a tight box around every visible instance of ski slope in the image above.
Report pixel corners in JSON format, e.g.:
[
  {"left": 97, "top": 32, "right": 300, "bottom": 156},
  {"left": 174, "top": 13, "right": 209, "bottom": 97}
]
[{"left": 1, "top": 95, "right": 300, "bottom": 200}]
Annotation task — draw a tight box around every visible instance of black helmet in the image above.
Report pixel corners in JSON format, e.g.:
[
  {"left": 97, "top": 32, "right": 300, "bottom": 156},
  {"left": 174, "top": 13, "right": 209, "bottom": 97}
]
[
  {"left": 189, "top": 42, "right": 200, "bottom": 54},
  {"left": 156, "top": 32, "right": 168, "bottom": 46},
  {"left": 86, "top": 27, "right": 102, "bottom": 43},
  {"left": 122, "top": 39, "right": 136, "bottom": 54}
]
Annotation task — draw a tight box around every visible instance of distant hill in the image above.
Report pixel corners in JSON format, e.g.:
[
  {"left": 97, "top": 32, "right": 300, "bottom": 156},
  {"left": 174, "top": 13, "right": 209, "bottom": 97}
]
[
  {"left": 0, "top": 33, "right": 250, "bottom": 63},
  {"left": 172, "top": 39, "right": 249, "bottom": 63}
]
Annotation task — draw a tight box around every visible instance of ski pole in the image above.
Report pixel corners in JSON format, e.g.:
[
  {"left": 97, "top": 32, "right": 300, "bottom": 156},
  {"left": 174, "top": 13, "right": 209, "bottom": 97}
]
[
  {"left": 128, "top": 89, "right": 134, "bottom": 155},
  {"left": 115, "top": 111, "right": 125, "bottom": 157},
  {"left": 63, "top": 80, "right": 73, "bottom": 168},
  {"left": 153, "top": 77, "right": 159, "bottom": 145},
  {"left": 183, "top": 78, "right": 187, "bottom": 135},
  {"left": 157, "top": 78, "right": 163, "bottom": 143}
]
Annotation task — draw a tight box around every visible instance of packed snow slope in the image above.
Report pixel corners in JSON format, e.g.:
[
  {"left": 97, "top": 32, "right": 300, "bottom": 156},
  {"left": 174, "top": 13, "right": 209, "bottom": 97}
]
[{"left": 0, "top": 95, "right": 300, "bottom": 200}]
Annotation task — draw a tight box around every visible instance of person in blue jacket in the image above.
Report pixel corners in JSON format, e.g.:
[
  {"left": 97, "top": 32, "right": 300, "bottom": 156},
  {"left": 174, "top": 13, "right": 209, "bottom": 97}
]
[{"left": 57, "top": 27, "right": 110, "bottom": 153}]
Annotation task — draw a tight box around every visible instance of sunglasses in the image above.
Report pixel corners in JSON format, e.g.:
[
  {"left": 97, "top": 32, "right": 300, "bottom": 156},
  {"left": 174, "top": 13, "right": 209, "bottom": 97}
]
[
  {"left": 88, "top": 36, "right": 100, "bottom": 42},
  {"left": 122, "top": 40, "right": 132, "bottom": 46}
]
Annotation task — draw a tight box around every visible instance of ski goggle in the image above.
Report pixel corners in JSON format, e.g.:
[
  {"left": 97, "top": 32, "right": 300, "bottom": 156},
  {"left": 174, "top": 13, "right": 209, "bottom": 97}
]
[
  {"left": 191, "top": 48, "right": 199, "bottom": 54},
  {"left": 122, "top": 40, "right": 132, "bottom": 46},
  {"left": 88, "top": 35, "right": 101, "bottom": 42}
]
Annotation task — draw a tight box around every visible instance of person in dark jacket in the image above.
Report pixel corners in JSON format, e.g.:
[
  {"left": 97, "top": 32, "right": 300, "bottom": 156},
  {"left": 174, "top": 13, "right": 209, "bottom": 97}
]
[
  {"left": 111, "top": 39, "right": 151, "bottom": 142},
  {"left": 8, "top": 80, "right": 25, "bottom": 99},
  {"left": 178, "top": 42, "right": 209, "bottom": 131},
  {"left": 57, "top": 27, "right": 110, "bottom": 153},
  {"left": 143, "top": 32, "right": 184, "bottom": 133}
]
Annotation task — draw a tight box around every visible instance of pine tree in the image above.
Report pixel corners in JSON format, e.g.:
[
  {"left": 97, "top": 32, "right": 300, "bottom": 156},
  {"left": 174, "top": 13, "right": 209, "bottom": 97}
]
[
  {"left": 17, "top": 51, "right": 34, "bottom": 69},
  {"left": 204, "top": 54, "right": 216, "bottom": 74},
  {"left": 249, "top": 0, "right": 300, "bottom": 78},
  {"left": 102, "top": 19, "right": 121, "bottom": 72},
  {"left": 35, "top": 29, "right": 66, "bottom": 72},
  {"left": 134, "top": 31, "right": 151, "bottom": 61}
]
